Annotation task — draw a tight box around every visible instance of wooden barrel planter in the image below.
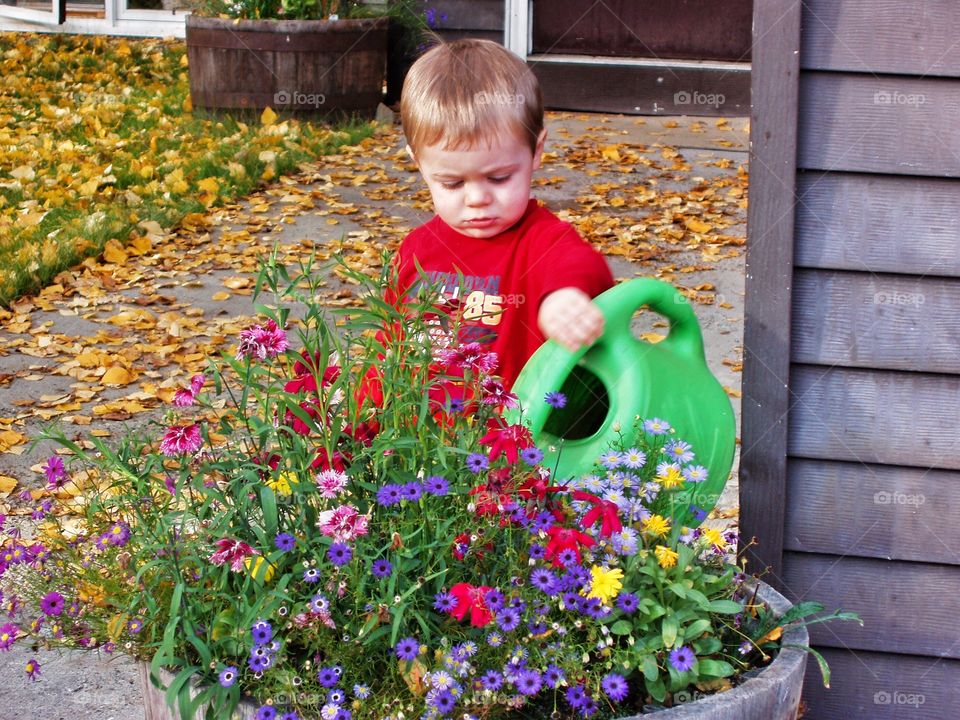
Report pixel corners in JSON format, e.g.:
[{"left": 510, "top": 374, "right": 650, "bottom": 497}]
[
  {"left": 185, "top": 15, "right": 388, "bottom": 117},
  {"left": 139, "top": 583, "right": 807, "bottom": 720}
]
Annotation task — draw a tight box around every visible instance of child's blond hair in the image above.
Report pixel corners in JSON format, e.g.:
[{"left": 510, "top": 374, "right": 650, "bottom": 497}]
[{"left": 400, "top": 39, "right": 544, "bottom": 155}]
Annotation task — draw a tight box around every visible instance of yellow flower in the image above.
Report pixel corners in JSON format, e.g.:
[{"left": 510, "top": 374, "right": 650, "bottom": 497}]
[
  {"left": 642, "top": 514, "right": 671, "bottom": 538},
  {"left": 701, "top": 527, "right": 725, "bottom": 549},
  {"left": 265, "top": 471, "right": 294, "bottom": 496},
  {"left": 655, "top": 544, "right": 679, "bottom": 569},
  {"left": 244, "top": 556, "right": 276, "bottom": 583},
  {"left": 584, "top": 565, "right": 624, "bottom": 605},
  {"left": 656, "top": 466, "right": 684, "bottom": 489}
]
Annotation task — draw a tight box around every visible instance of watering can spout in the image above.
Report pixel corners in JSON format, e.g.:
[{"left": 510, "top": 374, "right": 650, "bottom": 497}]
[{"left": 509, "top": 278, "right": 736, "bottom": 528}]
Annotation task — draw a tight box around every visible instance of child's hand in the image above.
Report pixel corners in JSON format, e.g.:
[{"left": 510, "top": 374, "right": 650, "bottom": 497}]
[{"left": 538, "top": 288, "right": 605, "bottom": 352}]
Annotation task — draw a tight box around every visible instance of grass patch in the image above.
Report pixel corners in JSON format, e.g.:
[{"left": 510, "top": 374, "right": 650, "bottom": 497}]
[{"left": 0, "top": 32, "right": 376, "bottom": 306}]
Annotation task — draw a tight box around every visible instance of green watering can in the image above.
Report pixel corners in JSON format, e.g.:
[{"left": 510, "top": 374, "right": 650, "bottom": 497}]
[{"left": 510, "top": 279, "right": 736, "bottom": 529}]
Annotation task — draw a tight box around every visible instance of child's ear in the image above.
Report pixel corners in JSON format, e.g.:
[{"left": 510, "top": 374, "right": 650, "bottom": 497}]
[{"left": 532, "top": 129, "right": 548, "bottom": 171}]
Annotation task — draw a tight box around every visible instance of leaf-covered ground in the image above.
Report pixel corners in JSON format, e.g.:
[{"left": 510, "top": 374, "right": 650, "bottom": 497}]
[{"left": 0, "top": 32, "right": 374, "bottom": 306}]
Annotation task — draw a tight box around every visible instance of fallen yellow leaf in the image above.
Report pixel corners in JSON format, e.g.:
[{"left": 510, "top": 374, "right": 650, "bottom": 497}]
[{"left": 102, "top": 366, "right": 135, "bottom": 386}]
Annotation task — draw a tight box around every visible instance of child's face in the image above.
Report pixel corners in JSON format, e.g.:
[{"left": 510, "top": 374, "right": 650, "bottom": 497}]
[{"left": 410, "top": 129, "right": 547, "bottom": 239}]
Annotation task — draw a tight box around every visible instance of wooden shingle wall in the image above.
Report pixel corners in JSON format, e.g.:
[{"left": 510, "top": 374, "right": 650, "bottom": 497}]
[{"left": 741, "top": 1, "right": 960, "bottom": 717}]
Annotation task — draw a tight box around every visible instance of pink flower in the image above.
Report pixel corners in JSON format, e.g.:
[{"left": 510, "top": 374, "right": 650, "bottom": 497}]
[
  {"left": 236, "top": 320, "right": 289, "bottom": 361},
  {"left": 190, "top": 374, "right": 206, "bottom": 394},
  {"left": 480, "top": 377, "right": 518, "bottom": 409},
  {"left": 159, "top": 424, "right": 202, "bottom": 456},
  {"left": 435, "top": 343, "right": 499, "bottom": 375},
  {"left": 316, "top": 505, "right": 369, "bottom": 542},
  {"left": 208, "top": 538, "right": 258, "bottom": 572},
  {"left": 315, "top": 469, "right": 348, "bottom": 498},
  {"left": 43, "top": 456, "right": 66, "bottom": 489},
  {"left": 173, "top": 389, "right": 195, "bottom": 407}
]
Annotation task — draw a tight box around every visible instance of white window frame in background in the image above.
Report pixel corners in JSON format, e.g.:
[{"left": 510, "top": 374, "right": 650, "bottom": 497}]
[{"left": 0, "top": 0, "right": 186, "bottom": 35}]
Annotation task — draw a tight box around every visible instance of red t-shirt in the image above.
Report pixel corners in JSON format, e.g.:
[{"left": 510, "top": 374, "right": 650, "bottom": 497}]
[{"left": 394, "top": 199, "right": 614, "bottom": 388}]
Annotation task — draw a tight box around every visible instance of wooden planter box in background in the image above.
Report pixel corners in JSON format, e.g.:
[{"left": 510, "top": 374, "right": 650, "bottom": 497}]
[{"left": 186, "top": 15, "right": 388, "bottom": 116}]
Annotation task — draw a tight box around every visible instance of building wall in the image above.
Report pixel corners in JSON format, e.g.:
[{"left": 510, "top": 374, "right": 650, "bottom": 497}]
[{"left": 741, "top": 1, "right": 960, "bottom": 717}]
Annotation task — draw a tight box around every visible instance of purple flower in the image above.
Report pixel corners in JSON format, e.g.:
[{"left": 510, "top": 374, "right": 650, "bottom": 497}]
[
  {"left": 495, "top": 606, "right": 521, "bottom": 632},
  {"left": 616, "top": 592, "right": 639, "bottom": 614},
  {"left": 24, "top": 657, "right": 40, "bottom": 681},
  {"left": 423, "top": 475, "right": 449, "bottom": 496},
  {"left": 466, "top": 453, "right": 489, "bottom": 473},
  {"left": 430, "top": 690, "right": 457, "bottom": 714},
  {"left": 371, "top": 559, "right": 392, "bottom": 579},
  {"left": 127, "top": 618, "right": 143, "bottom": 634},
  {"left": 106, "top": 522, "right": 131, "bottom": 547},
  {"left": 531, "top": 511, "right": 555, "bottom": 532},
  {"left": 544, "top": 391, "right": 567, "bottom": 408},
  {"left": 327, "top": 689, "right": 346, "bottom": 705},
  {"left": 250, "top": 619, "right": 273, "bottom": 645},
  {"left": 520, "top": 447, "right": 544, "bottom": 466},
  {"left": 565, "top": 685, "right": 588, "bottom": 709},
  {"left": 401, "top": 482, "right": 423, "bottom": 502},
  {"left": 557, "top": 548, "right": 578, "bottom": 567},
  {"left": 529, "top": 543, "right": 546, "bottom": 560},
  {"left": 544, "top": 664, "right": 565, "bottom": 688},
  {"left": 665, "top": 440, "right": 694, "bottom": 464},
  {"left": 274, "top": 533, "right": 296, "bottom": 552},
  {"left": 601, "top": 673, "right": 629, "bottom": 701},
  {"left": 327, "top": 542, "right": 352, "bottom": 567},
  {"left": 682, "top": 465, "right": 709, "bottom": 483},
  {"left": 643, "top": 418, "right": 671, "bottom": 435},
  {"left": 480, "top": 669, "right": 503, "bottom": 691},
  {"left": 256, "top": 706, "right": 277, "bottom": 720},
  {"left": 516, "top": 668, "right": 543, "bottom": 695},
  {"left": 43, "top": 456, "right": 66, "bottom": 488},
  {"left": 395, "top": 636, "right": 420, "bottom": 661},
  {"left": 433, "top": 592, "right": 456, "bottom": 612},
  {"left": 317, "top": 665, "right": 342, "bottom": 688},
  {"left": 303, "top": 567, "right": 321, "bottom": 583},
  {"left": 0, "top": 622, "right": 19, "bottom": 650},
  {"left": 219, "top": 666, "right": 238, "bottom": 687},
  {"left": 39, "top": 591, "right": 64, "bottom": 617},
  {"left": 668, "top": 645, "right": 696, "bottom": 673},
  {"left": 530, "top": 568, "right": 558, "bottom": 595},
  {"left": 484, "top": 588, "right": 506, "bottom": 611},
  {"left": 376, "top": 484, "right": 403, "bottom": 506}
]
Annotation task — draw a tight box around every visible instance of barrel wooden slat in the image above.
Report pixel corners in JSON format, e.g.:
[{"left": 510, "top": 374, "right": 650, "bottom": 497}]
[{"left": 186, "top": 15, "right": 387, "bottom": 115}]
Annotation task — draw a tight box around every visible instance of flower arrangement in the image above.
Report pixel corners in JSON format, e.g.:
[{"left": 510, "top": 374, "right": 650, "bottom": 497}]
[
  {"left": 188, "top": 0, "right": 409, "bottom": 23},
  {"left": 1, "top": 254, "right": 857, "bottom": 719}
]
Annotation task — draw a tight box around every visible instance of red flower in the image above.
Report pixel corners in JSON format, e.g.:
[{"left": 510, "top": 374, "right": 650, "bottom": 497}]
[
  {"left": 448, "top": 583, "right": 493, "bottom": 627},
  {"left": 572, "top": 490, "right": 623, "bottom": 539},
  {"left": 479, "top": 421, "right": 533, "bottom": 463},
  {"left": 544, "top": 525, "right": 596, "bottom": 567},
  {"left": 285, "top": 356, "right": 340, "bottom": 395},
  {"left": 311, "top": 448, "right": 348, "bottom": 473}
]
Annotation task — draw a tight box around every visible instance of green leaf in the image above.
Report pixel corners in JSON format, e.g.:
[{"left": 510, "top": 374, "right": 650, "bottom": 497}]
[
  {"left": 708, "top": 599, "right": 743, "bottom": 614},
  {"left": 785, "top": 643, "right": 832, "bottom": 688},
  {"left": 683, "top": 618, "right": 711, "bottom": 640},
  {"left": 685, "top": 588, "right": 710, "bottom": 608},
  {"left": 667, "top": 582, "right": 687, "bottom": 599},
  {"left": 697, "top": 658, "right": 735, "bottom": 678},
  {"left": 609, "top": 620, "right": 633, "bottom": 635},
  {"left": 390, "top": 603, "right": 406, "bottom": 647},
  {"left": 259, "top": 485, "right": 278, "bottom": 538},
  {"left": 662, "top": 615, "right": 678, "bottom": 648},
  {"left": 642, "top": 654, "right": 660, "bottom": 681},
  {"left": 645, "top": 673, "right": 667, "bottom": 703}
]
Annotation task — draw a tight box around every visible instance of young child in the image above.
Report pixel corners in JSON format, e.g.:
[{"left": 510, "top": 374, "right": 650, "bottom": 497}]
[{"left": 394, "top": 38, "right": 614, "bottom": 389}]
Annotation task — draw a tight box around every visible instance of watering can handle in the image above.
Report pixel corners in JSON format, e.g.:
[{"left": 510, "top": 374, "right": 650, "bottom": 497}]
[{"left": 516, "top": 279, "right": 706, "bottom": 436}]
